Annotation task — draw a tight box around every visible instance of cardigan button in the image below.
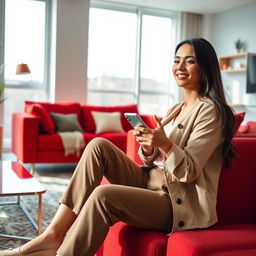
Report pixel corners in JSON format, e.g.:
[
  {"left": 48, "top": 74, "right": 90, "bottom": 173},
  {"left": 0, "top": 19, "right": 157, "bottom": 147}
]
[
  {"left": 178, "top": 221, "right": 185, "bottom": 227},
  {"left": 176, "top": 198, "right": 182, "bottom": 204},
  {"left": 177, "top": 124, "right": 183, "bottom": 129}
]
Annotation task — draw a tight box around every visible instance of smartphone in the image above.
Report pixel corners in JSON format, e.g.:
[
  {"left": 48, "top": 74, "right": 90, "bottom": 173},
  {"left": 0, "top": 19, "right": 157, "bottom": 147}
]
[{"left": 124, "top": 113, "right": 148, "bottom": 128}]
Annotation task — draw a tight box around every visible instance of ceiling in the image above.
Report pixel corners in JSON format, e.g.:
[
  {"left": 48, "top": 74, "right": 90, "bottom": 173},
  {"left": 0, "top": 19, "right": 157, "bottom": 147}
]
[{"left": 102, "top": 0, "right": 256, "bottom": 14}]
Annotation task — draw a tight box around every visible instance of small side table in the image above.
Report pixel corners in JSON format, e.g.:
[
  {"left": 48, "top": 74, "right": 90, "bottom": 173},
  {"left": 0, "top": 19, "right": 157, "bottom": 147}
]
[{"left": 0, "top": 161, "right": 46, "bottom": 241}]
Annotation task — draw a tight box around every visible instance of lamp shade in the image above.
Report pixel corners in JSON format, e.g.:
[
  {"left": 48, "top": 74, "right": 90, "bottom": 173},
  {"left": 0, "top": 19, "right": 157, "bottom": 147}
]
[{"left": 16, "top": 63, "right": 31, "bottom": 75}]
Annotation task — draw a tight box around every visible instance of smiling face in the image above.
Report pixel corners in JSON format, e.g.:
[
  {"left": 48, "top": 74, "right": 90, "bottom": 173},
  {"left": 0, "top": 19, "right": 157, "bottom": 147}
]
[{"left": 172, "top": 44, "right": 203, "bottom": 92}]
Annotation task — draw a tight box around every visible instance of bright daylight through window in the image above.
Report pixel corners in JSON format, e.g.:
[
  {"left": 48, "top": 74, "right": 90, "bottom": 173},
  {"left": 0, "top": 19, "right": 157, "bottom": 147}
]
[
  {"left": 87, "top": 7, "right": 137, "bottom": 105},
  {"left": 3, "top": 0, "right": 47, "bottom": 147},
  {"left": 87, "top": 4, "right": 177, "bottom": 115},
  {"left": 5, "top": 0, "right": 46, "bottom": 85}
]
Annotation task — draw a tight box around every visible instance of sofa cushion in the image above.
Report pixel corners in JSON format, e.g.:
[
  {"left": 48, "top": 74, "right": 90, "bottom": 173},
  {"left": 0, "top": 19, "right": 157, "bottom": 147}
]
[
  {"left": 237, "top": 124, "right": 249, "bottom": 133},
  {"left": 235, "top": 112, "right": 245, "bottom": 131},
  {"left": 38, "top": 134, "right": 64, "bottom": 150},
  {"left": 236, "top": 121, "right": 256, "bottom": 137},
  {"left": 50, "top": 112, "right": 83, "bottom": 132},
  {"left": 39, "top": 132, "right": 127, "bottom": 153},
  {"left": 25, "top": 101, "right": 83, "bottom": 128},
  {"left": 217, "top": 137, "right": 256, "bottom": 225},
  {"left": 92, "top": 111, "right": 125, "bottom": 134},
  {"left": 84, "top": 132, "right": 127, "bottom": 153},
  {"left": 167, "top": 224, "right": 256, "bottom": 256},
  {"left": 27, "top": 103, "right": 55, "bottom": 134},
  {"left": 81, "top": 104, "right": 138, "bottom": 132},
  {"left": 96, "top": 222, "right": 168, "bottom": 256}
]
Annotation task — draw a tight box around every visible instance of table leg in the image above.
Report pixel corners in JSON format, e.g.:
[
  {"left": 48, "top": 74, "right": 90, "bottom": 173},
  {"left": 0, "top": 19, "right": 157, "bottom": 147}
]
[
  {"left": 30, "top": 164, "right": 36, "bottom": 176},
  {"left": 38, "top": 194, "right": 43, "bottom": 235}
]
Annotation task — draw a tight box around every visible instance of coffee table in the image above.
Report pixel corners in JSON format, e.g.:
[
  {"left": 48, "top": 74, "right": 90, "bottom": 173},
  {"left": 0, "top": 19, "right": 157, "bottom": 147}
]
[{"left": 0, "top": 161, "right": 46, "bottom": 241}]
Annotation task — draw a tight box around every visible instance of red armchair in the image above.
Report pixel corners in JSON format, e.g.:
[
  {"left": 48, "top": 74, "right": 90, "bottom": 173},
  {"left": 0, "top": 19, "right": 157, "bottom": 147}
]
[{"left": 96, "top": 134, "right": 256, "bottom": 256}]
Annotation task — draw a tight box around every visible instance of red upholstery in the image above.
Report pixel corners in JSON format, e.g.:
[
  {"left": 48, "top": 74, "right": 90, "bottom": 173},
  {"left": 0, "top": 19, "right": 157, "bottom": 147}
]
[
  {"left": 97, "top": 135, "right": 256, "bottom": 256},
  {"left": 236, "top": 121, "right": 256, "bottom": 137},
  {"left": 167, "top": 224, "right": 256, "bottom": 256},
  {"left": 217, "top": 137, "right": 256, "bottom": 225},
  {"left": 235, "top": 112, "right": 245, "bottom": 131},
  {"left": 11, "top": 113, "right": 38, "bottom": 163},
  {"left": 25, "top": 101, "right": 83, "bottom": 128},
  {"left": 81, "top": 104, "right": 138, "bottom": 132},
  {"left": 11, "top": 102, "right": 145, "bottom": 165},
  {"left": 27, "top": 103, "right": 55, "bottom": 134},
  {"left": 126, "top": 130, "right": 142, "bottom": 165},
  {"left": 125, "top": 115, "right": 158, "bottom": 165},
  {"left": 84, "top": 132, "right": 127, "bottom": 153},
  {"left": 37, "top": 133, "right": 127, "bottom": 153},
  {"left": 97, "top": 222, "right": 168, "bottom": 256}
]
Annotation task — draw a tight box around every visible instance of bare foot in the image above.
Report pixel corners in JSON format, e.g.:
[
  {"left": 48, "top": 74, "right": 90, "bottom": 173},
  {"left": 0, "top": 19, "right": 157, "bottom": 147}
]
[
  {"left": 0, "top": 247, "right": 57, "bottom": 256},
  {"left": 19, "top": 231, "right": 63, "bottom": 254}
]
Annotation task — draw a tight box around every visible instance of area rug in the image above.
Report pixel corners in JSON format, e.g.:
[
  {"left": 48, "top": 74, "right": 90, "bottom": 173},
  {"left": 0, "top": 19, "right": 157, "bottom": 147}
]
[{"left": 0, "top": 163, "right": 74, "bottom": 250}]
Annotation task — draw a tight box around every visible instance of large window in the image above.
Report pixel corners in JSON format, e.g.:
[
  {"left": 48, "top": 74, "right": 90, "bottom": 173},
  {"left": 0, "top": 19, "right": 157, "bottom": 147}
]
[
  {"left": 139, "top": 14, "right": 174, "bottom": 114},
  {"left": 5, "top": 0, "right": 46, "bottom": 86},
  {"left": 3, "top": 0, "right": 48, "bottom": 148},
  {"left": 87, "top": 3, "right": 177, "bottom": 115}
]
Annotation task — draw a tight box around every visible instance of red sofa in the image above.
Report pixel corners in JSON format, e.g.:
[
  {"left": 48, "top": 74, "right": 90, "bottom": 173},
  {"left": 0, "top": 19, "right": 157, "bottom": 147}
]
[
  {"left": 11, "top": 101, "right": 147, "bottom": 173},
  {"left": 236, "top": 121, "right": 256, "bottom": 137},
  {"left": 95, "top": 134, "right": 256, "bottom": 256}
]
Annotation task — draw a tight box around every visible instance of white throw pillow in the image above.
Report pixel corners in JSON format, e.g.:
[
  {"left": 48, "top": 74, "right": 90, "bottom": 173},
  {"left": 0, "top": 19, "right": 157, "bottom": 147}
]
[{"left": 91, "top": 111, "right": 125, "bottom": 134}]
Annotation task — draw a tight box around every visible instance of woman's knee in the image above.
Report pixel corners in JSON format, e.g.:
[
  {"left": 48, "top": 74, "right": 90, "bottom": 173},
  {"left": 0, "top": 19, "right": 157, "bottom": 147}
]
[
  {"left": 86, "top": 185, "right": 119, "bottom": 226},
  {"left": 90, "top": 185, "right": 113, "bottom": 204},
  {"left": 85, "top": 138, "right": 113, "bottom": 153}
]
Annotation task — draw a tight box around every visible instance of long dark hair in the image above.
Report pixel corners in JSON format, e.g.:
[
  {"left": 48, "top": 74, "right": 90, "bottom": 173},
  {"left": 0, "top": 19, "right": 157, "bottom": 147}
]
[{"left": 175, "top": 38, "right": 237, "bottom": 167}]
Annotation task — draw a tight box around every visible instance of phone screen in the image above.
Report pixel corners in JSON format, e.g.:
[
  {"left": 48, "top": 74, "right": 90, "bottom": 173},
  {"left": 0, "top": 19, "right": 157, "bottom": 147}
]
[{"left": 124, "top": 113, "right": 148, "bottom": 128}]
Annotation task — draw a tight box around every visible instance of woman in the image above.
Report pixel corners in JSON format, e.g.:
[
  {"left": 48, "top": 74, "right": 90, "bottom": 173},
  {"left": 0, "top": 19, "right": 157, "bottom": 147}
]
[{"left": 1, "top": 38, "right": 236, "bottom": 256}]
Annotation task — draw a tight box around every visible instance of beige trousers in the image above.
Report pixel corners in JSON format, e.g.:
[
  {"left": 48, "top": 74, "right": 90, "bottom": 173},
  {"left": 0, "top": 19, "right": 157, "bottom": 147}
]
[{"left": 57, "top": 138, "right": 172, "bottom": 256}]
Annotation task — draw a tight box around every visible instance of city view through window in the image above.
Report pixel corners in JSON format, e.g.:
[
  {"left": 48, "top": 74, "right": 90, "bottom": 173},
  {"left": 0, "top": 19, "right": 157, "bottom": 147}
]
[{"left": 87, "top": 6, "right": 176, "bottom": 115}]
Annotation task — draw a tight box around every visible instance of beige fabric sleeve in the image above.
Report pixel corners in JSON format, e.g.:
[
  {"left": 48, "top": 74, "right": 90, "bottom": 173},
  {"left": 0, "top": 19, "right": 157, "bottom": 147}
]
[{"left": 163, "top": 103, "right": 223, "bottom": 183}]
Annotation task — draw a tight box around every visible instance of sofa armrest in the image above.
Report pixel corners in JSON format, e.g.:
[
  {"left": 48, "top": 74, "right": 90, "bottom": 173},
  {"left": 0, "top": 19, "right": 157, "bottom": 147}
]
[
  {"left": 11, "top": 112, "right": 39, "bottom": 163},
  {"left": 126, "top": 114, "right": 162, "bottom": 164},
  {"left": 140, "top": 114, "right": 158, "bottom": 129},
  {"left": 126, "top": 130, "right": 143, "bottom": 165}
]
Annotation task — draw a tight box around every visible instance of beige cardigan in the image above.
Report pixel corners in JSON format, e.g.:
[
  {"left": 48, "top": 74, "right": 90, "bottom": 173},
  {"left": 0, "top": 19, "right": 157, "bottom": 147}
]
[{"left": 139, "top": 97, "right": 224, "bottom": 232}]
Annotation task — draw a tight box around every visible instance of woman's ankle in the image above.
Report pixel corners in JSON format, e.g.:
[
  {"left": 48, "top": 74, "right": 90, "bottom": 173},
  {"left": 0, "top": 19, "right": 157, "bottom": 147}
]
[{"left": 20, "top": 230, "right": 63, "bottom": 254}]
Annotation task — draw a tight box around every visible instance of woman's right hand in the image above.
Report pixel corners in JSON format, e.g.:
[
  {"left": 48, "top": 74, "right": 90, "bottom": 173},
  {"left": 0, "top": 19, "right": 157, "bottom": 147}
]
[{"left": 132, "top": 127, "right": 154, "bottom": 156}]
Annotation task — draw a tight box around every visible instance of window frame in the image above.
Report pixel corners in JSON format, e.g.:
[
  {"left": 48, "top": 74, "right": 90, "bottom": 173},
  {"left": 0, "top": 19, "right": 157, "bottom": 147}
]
[{"left": 88, "top": 1, "right": 178, "bottom": 110}]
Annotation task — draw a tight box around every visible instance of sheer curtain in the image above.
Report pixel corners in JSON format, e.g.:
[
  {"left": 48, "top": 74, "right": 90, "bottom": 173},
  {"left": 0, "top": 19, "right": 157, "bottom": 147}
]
[
  {"left": 175, "top": 12, "right": 202, "bottom": 102},
  {"left": 180, "top": 12, "right": 203, "bottom": 40}
]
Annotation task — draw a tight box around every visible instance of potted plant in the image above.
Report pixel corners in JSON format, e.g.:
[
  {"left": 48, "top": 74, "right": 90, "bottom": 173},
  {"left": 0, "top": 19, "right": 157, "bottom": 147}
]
[{"left": 235, "top": 39, "right": 244, "bottom": 53}]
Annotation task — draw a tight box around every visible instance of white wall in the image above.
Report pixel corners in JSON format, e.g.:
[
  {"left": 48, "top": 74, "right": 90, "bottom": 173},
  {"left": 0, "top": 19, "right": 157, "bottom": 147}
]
[
  {"left": 202, "top": 14, "right": 213, "bottom": 42},
  {"left": 203, "top": 1, "right": 256, "bottom": 122},
  {"left": 50, "top": 0, "right": 89, "bottom": 103}
]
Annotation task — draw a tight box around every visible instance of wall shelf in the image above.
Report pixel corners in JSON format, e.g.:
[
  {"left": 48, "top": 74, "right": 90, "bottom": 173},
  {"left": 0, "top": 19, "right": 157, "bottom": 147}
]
[
  {"left": 219, "top": 52, "right": 256, "bottom": 72},
  {"left": 221, "top": 68, "right": 246, "bottom": 73}
]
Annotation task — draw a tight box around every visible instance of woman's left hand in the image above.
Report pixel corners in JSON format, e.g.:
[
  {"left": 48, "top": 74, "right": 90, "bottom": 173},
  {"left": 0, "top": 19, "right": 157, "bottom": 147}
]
[{"left": 135, "top": 115, "right": 173, "bottom": 155}]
